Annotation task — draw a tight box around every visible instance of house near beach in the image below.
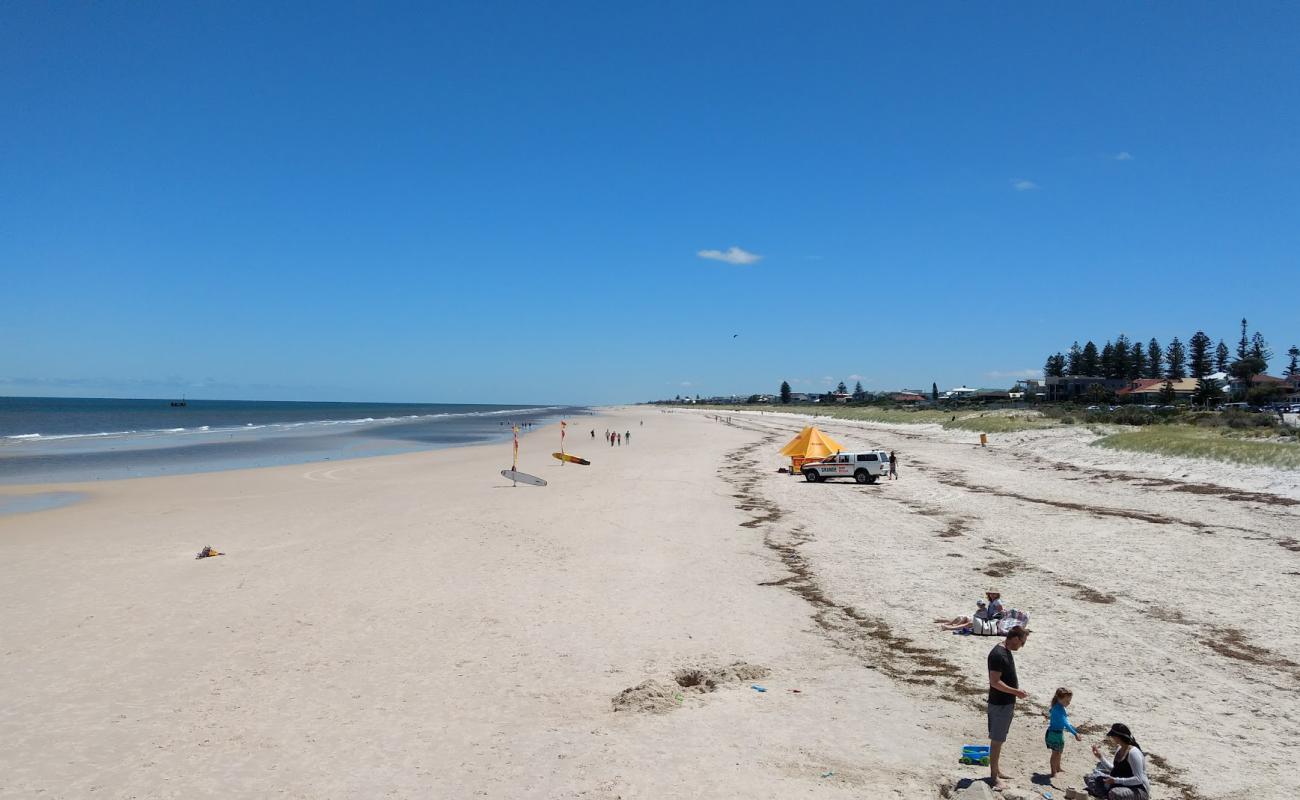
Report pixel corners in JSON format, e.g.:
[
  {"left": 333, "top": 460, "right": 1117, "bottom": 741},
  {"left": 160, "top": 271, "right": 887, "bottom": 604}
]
[
  {"left": 1043, "top": 375, "right": 1129, "bottom": 402},
  {"left": 1116, "top": 377, "right": 1199, "bottom": 403}
]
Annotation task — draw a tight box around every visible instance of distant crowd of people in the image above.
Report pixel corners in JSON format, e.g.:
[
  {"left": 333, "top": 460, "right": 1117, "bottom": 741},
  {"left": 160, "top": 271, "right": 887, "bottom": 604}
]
[{"left": 595, "top": 428, "right": 631, "bottom": 447}]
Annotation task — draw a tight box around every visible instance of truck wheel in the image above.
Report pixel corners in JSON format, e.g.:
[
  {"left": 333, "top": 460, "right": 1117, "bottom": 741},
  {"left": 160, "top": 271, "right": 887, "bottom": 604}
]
[
  {"left": 804, "top": 470, "right": 819, "bottom": 483},
  {"left": 867, "top": 475, "right": 878, "bottom": 484},
  {"left": 854, "top": 470, "right": 869, "bottom": 484}
]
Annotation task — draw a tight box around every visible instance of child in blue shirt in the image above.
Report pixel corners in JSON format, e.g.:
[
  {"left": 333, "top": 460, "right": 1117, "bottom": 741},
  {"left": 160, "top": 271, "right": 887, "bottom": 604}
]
[{"left": 1046, "top": 687, "right": 1081, "bottom": 777}]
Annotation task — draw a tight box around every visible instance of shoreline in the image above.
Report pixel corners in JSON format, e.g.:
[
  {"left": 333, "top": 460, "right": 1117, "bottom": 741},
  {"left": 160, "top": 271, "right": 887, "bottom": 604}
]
[{"left": 0, "top": 405, "right": 590, "bottom": 488}]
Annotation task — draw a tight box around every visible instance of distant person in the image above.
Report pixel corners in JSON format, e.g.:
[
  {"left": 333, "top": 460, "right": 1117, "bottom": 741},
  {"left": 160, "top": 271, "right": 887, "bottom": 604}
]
[
  {"left": 888, "top": 451, "right": 898, "bottom": 480},
  {"left": 625, "top": 430, "right": 631, "bottom": 444},
  {"left": 590, "top": 429, "right": 595, "bottom": 439},
  {"left": 987, "top": 626, "right": 1031, "bottom": 791},
  {"left": 610, "top": 434, "right": 615, "bottom": 447},
  {"left": 1089, "top": 724, "right": 1150, "bottom": 800},
  {"left": 616, "top": 433, "right": 621, "bottom": 446},
  {"left": 1046, "top": 688, "right": 1081, "bottom": 778}
]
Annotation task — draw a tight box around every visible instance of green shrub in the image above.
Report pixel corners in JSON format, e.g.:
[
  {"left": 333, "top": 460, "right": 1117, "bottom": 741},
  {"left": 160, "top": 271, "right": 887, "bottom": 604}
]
[{"left": 1110, "top": 407, "right": 1156, "bottom": 426}]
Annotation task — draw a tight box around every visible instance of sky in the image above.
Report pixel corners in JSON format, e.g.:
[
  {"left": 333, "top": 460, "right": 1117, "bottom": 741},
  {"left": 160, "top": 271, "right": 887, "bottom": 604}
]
[{"left": 2, "top": 2, "right": 1298, "bottom": 405}]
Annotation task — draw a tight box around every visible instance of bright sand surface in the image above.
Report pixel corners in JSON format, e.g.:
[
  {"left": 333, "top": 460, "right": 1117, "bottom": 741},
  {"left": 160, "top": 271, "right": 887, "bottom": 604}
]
[{"left": 2, "top": 407, "right": 1298, "bottom": 799}]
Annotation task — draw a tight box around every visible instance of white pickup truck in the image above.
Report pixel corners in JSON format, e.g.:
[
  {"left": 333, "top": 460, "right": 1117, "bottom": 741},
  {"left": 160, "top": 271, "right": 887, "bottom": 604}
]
[{"left": 801, "top": 451, "right": 890, "bottom": 484}]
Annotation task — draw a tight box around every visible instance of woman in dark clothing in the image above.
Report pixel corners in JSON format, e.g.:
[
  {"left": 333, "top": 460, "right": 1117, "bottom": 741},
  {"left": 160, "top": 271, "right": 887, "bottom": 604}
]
[{"left": 1089, "top": 723, "right": 1150, "bottom": 800}]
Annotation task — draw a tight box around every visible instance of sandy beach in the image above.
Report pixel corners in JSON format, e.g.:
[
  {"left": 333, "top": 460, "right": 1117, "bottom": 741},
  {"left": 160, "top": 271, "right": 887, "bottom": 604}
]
[{"left": 2, "top": 407, "right": 1297, "bottom": 799}]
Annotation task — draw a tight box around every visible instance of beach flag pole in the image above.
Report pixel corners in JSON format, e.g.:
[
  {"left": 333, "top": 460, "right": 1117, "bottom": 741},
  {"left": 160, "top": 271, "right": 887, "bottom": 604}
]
[{"left": 511, "top": 425, "right": 519, "bottom": 486}]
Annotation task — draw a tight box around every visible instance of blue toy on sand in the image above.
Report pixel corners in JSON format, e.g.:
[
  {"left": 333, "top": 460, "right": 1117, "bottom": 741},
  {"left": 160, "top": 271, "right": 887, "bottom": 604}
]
[{"left": 959, "top": 745, "right": 990, "bottom": 765}]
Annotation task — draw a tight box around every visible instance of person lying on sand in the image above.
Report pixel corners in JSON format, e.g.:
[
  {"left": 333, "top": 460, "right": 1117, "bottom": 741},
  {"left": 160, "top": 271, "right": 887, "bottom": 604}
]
[
  {"left": 934, "top": 600, "right": 989, "bottom": 630},
  {"left": 195, "top": 546, "right": 223, "bottom": 559}
]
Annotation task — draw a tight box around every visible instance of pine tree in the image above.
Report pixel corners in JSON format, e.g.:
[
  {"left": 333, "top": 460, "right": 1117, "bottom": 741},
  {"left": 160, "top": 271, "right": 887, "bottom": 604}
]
[
  {"left": 852, "top": 381, "right": 865, "bottom": 400},
  {"left": 1081, "top": 341, "right": 1100, "bottom": 377},
  {"left": 1287, "top": 346, "right": 1300, "bottom": 378},
  {"left": 1250, "top": 332, "right": 1272, "bottom": 368},
  {"left": 1066, "top": 342, "right": 1082, "bottom": 376},
  {"left": 1188, "top": 331, "right": 1213, "bottom": 379},
  {"left": 1237, "top": 318, "right": 1250, "bottom": 360},
  {"left": 1101, "top": 341, "right": 1116, "bottom": 378},
  {"left": 1159, "top": 380, "right": 1176, "bottom": 405},
  {"left": 1129, "top": 343, "right": 1147, "bottom": 380},
  {"left": 1145, "top": 339, "right": 1163, "bottom": 379},
  {"left": 1165, "top": 337, "right": 1187, "bottom": 380},
  {"left": 836, "top": 381, "right": 848, "bottom": 395},
  {"left": 1194, "top": 376, "right": 1224, "bottom": 407},
  {"left": 1215, "top": 340, "right": 1230, "bottom": 373},
  {"left": 931, "top": 382, "right": 939, "bottom": 401},
  {"left": 1113, "top": 335, "right": 1132, "bottom": 380},
  {"left": 1044, "top": 353, "right": 1066, "bottom": 377},
  {"left": 780, "top": 381, "right": 792, "bottom": 404}
]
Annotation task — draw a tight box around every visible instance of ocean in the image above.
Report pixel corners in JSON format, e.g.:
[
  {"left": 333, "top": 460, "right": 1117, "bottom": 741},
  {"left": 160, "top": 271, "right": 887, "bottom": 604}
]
[{"left": 0, "top": 396, "right": 585, "bottom": 484}]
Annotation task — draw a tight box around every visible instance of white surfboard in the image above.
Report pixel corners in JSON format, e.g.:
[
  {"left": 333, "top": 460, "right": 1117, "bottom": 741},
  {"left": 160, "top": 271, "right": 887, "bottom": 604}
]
[{"left": 501, "top": 469, "right": 547, "bottom": 487}]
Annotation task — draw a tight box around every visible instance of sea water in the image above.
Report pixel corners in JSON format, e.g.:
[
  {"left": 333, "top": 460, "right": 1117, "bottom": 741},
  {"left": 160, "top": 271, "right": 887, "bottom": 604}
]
[{"left": 0, "top": 397, "right": 584, "bottom": 484}]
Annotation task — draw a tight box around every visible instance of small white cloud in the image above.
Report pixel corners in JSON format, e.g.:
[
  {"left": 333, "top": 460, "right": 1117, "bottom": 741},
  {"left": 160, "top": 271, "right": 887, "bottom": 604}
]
[
  {"left": 820, "top": 376, "right": 835, "bottom": 384},
  {"left": 697, "top": 246, "right": 762, "bottom": 265},
  {"left": 985, "top": 369, "right": 1042, "bottom": 379},
  {"left": 1114, "top": 151, "right": 1134, "bottom": 161},
  {"left": 679, "top": 381, "right": 693, "bottom": 387},
  {"left": 847, "top": 374, "right": 865, "bottom": 381},
  {"left": 1011, "top": 179, "right": 1039, "bottom": 191}
]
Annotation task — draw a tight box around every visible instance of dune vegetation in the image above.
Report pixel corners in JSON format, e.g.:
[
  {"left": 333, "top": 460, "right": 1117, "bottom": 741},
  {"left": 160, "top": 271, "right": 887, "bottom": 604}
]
[{"left": 1093, "top": 426, "right": 1300, "bottom": 469}]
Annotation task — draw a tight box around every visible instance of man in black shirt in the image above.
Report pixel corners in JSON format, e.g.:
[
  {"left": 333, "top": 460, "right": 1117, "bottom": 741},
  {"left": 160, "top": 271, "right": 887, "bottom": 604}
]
[{"left": 987, "top": 625, "right": 1030, "bottom": 790}]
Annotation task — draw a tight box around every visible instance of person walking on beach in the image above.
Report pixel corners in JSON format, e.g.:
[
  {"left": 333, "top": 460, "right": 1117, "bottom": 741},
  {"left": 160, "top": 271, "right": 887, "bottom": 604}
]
[
  {"left": 888, "top": 451, "right": 898, "bottom": 480},
  {"left": 591, "top": 429, "right": 595, "bottom": 439},
  {"left": 625, "top": 430, "right": 631, "bottom": 444},
  {"left": 987, "top": 626, "right": 1030, "bottom": 791}
]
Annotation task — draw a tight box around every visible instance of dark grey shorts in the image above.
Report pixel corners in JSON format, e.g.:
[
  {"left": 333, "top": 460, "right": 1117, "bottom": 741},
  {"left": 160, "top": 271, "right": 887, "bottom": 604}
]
[{"left": 988, "top": 702, "right": 1015, "bottom": 742}]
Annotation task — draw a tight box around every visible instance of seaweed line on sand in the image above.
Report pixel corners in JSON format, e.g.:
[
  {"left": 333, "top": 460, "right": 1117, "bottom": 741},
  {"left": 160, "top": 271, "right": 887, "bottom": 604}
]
[{"left": 718, "top": 420, "right": 1207, "bottom": 800}]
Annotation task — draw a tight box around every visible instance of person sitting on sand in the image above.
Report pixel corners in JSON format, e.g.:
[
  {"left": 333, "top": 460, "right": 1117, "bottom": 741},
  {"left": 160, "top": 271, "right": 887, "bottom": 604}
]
[
  {"left": 934, "top": 599, "right": 989, "bottom": 631},
  {"left": 986, "top": 590, "right": 1005, "bottom": 619},
  {"left": 1088, "top": 723, "right": 1150, "bottom": 800}
]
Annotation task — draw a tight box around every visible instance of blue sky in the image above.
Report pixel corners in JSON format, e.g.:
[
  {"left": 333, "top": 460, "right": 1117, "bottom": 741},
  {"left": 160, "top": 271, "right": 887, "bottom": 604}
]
[{"left": 3, "top": 2, "right": 1297, "bottom": 404}]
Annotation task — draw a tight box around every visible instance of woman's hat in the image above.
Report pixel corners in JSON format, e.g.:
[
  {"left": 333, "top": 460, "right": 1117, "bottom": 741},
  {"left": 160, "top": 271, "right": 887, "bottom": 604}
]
[
  {"left": 1105, "top": 723, "right": 1135, "bottom": 744},
  {"left": 986, "top": 590, "right": 1001, "bottom": 598}
]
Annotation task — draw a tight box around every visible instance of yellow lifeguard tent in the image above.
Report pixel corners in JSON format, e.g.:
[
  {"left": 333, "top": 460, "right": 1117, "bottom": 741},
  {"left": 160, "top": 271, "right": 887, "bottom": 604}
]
[{"left": 779, "top": 426, "right": 844, "bottom": 475}]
